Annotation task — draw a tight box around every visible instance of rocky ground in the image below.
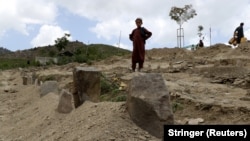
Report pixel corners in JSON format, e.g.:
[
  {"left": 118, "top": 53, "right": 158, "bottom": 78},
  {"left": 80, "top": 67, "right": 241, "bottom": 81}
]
[{"left": 1, "top": 42, "right": 250, "bottom": 141}]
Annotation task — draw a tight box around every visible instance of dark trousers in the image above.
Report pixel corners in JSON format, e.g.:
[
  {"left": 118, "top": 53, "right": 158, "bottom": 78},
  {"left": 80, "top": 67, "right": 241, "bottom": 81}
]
[
  {"left": 236, "top": 35, "right": 244, "bottom": 44},
  {"left": 236, "top": 37, "right": 241, "bottom": 44},
  {"left": 132, "top": 61, "right": 144, "bottom": 71}
]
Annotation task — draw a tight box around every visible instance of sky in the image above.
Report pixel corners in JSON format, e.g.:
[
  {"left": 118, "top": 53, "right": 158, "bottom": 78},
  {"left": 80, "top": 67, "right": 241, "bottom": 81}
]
[{"left": 0, "top": 0, "right": 250, "bottom": 52}]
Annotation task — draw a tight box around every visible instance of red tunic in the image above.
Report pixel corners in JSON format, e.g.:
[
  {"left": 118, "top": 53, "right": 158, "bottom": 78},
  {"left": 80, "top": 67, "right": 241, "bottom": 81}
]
[{"left": 129, "top": 27, "right": 152, "bottom": 70}]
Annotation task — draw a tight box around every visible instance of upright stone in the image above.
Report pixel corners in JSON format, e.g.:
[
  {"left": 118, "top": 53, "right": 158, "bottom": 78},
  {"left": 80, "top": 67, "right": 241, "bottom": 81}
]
[
  {"left": 57, "top": 89, "right": 74, "bottom": 113},
  {"left": 73, "top": 67, "right": 100, "bottom": 108},
  {"left": 32, "top": 72, "right": 37, "bottom": 84},
  {"left": 126, "top": 73, "right": 174, "bottom": 138},
  {"left": 22, "top": 75, "right": 33, "bottom": 85},
  {"left": 22, "top": 76, "right": 28, "bottom": 85},
  {"left": 40, "top": 81, "right": 58, "bottom": 97},
  {"left": 27, "top": 75, "right": 33, "bottom": 85}
]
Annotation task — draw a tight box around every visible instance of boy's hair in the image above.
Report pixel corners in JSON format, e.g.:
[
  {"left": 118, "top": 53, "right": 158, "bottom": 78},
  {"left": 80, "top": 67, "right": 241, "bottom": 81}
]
[
  {"left": 240, "top": 22, "right": 244, "bottom": 26},
  {"left": 135, "top": 18, "right": 143, "bottom": 23}
]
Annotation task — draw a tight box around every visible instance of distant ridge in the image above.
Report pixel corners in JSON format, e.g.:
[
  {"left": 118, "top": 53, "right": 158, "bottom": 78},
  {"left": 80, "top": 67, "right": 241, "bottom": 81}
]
[{"left": 0, "top": 47, "right": 12, "bottom": 55}]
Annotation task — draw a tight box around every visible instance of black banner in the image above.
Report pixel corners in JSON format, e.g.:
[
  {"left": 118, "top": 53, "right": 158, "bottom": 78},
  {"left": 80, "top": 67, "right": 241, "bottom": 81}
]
[{"left": 164, "top": 125, "right": 250, "bottom": 141}]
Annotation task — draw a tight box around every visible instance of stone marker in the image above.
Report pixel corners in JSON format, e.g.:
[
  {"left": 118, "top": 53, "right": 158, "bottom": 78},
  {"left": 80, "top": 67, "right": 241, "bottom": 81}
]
[
  {"left": 73, "top": 67, "right": 100, "bottom": 108},
  {"left": 22, "top": 76, "right": 28, "bottom": 85},
  {"left": 22, "top": 75, "right": 33, "bottom": 85},
  {"left": 126, "top": 73, "right": 174, "bottom": 138},
  {"left": 40, "top": 81, "right": 58, "bottom": 97},
  {"left": 57, "top": 89, "right": 74, "bottom": 113}
]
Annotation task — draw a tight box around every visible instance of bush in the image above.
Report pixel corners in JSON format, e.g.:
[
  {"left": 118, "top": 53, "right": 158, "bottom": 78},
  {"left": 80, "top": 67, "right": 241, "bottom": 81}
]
[
  {"left": 172, "top": 101, "right": 184, "bottom": 113},
  {"left": 100, "top": 74, "right": 126, "bottom": 102},
  {"left": 111, "top": 94, "right": 127, "bottom": 102},
  {"left": 49, "top": 50, "right": 56, "bottom": 57},
  {"left": 57, "top": 56, "right": 72, "bottom": 65},
  {"left": 74, "top": 54, "right": 88, "bottom": 63}
]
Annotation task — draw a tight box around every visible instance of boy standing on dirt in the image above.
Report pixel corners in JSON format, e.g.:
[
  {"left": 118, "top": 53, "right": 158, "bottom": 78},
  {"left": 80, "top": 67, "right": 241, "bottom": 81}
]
[
  {"left": 129, "top": 18, "right": 152, "bottom": 72},
  {"left": 197, "top": 40, "right": 204, "bottom": 48},
  {"left": 234, "top": 22, "right": 244, "bottom": 44}
]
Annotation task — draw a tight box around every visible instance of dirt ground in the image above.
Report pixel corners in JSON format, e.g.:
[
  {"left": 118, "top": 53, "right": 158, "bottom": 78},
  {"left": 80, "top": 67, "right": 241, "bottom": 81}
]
[{"left": 1, "top": 42, "right": 250, "bottom": 141}]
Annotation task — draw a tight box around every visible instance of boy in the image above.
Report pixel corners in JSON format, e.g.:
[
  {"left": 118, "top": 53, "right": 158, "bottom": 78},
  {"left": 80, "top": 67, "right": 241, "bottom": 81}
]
[
  {"left": 129, "top": 18, "right": 152, "bottom": 72},
  {"left": 234, "top": 22, "right": 244, "bottom": 44}
]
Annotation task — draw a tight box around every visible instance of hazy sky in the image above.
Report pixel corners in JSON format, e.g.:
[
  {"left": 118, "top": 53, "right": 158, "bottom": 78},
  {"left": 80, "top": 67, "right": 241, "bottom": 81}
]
[{"left": 0, "top": 0, "right": 250, "bottom": 51}]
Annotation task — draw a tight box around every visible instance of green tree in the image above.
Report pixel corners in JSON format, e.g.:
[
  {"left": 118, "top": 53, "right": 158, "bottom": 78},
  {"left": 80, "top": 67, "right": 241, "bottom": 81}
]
[
  {"left": 169, "top": 4, "right": 197, "bottom": 47},
  {"left": 55, "top": 33, "right": 70, "bottom": 51},
  {"left": 198, "top": 25, "right": 204, "bottom": 40}
]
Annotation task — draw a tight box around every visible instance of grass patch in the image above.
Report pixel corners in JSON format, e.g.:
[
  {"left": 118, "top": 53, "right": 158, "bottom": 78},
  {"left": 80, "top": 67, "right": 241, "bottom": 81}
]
[
  {"left": 172, "top": 101, "right": 184, "bottom": 113},
  {"left": 100, "top": 73, "right": 127, "bottom": 102},
  {"left": 0, "top": 58, "right": 35, "bottom": 70},
  {"left": 38, "top": 74, "right": 66, "bottom": 82}
]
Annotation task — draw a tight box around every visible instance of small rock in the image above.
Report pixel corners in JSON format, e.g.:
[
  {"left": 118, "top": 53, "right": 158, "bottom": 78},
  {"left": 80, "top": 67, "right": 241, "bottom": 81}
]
[
  {"left": 138, "top": 135, "right": 147, "bottom": 140},
  {"left": 109, "top": 137, "right": 116, "bottom": 141},
  {"left": 145, "top": 134, "right": 151, "bottom": 138},
  {"left": 239, "top": 97, "right": 250, "bottom": 101},
  {"left": 188, "top": 118, "right": 204, "bottom": 125},
  {"left": 130, "top": 130, "right": 137, "bottom": 134},
  {"left": 105, "top": 130, "right": 110, "bottom": 134}
]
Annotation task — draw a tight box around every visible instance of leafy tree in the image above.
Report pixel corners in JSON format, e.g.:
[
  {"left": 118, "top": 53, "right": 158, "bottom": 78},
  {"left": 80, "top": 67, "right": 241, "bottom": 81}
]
[
  {"left": 55, "top": 33, "right": 70, "bottom": 51},
  {"left": 198, "top": 25, "right": 204, "bottom": 40},
  {"left": 169, "top": 4, "right": 197, "bottom": 47}
]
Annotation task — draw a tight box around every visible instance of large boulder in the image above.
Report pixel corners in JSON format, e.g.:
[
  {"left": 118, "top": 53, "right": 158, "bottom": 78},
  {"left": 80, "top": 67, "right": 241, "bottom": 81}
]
[
  {"left": 72, "top": 67, "right": 100, "bottom": 108},
  {"left": 126, "top": 73, "right": 174, "bottom": 138}
]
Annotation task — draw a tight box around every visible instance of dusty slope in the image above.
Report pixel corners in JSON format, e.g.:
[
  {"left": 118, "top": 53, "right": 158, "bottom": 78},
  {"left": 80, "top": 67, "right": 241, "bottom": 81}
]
[
  {"left": 1, "top": 42, "right": 250, "bottom": 141},
  {"left": 0, "top": 69, "right": 159, "bottom": 141}
]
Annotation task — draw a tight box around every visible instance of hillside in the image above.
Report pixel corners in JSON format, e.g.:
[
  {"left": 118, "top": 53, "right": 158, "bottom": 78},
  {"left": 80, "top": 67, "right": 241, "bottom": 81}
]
[
  {"left": 0, "top": 41, "right": 131, "bottom": 59},
  {"left": 0, "top": 47, "right": 12, "bottom": 55},
  {"left": 1, "top": 42, "right": 250, "bottom": 140},
  {"left": 0, "top": 41, "right": 131, "bottom": 70}
]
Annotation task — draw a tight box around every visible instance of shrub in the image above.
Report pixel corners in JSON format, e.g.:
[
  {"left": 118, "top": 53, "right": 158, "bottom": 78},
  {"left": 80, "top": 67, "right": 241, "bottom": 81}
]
[{"left": 74, "top": 54, "right": 88, "bottom": 63}]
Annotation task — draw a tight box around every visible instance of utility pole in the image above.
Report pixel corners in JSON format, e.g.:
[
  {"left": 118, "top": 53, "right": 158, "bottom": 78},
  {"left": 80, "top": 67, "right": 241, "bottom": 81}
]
[
  {"left": 86, "top": 40, "right": 89, "bottom": 56},
  {"left": 209, "top": 26, "right": 211, "bottom": 47},
  {"left": 118, "top": 30, "right": 121, "bottom": 48},
  {"left": 177, "top": 27, "right": 184, "bottom": 48},
  {"left": 117, "top": 31, "right": 121, "bottom": 54}
]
